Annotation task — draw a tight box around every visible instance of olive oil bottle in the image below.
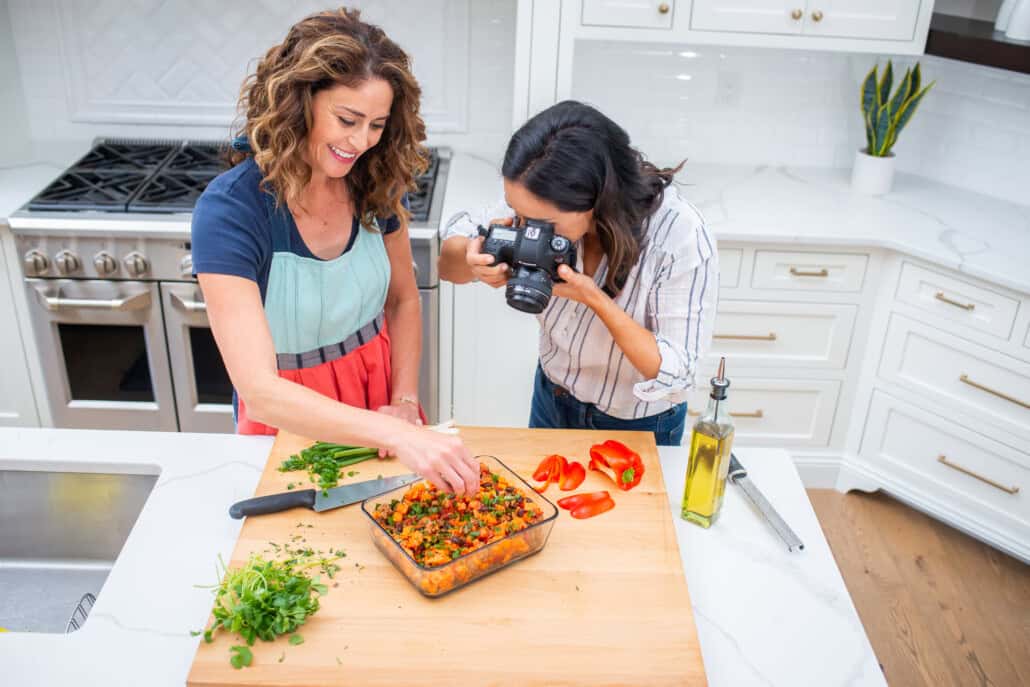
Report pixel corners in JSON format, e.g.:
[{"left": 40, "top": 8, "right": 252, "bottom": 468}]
[{"left": 681, "top": 357, "right": 734, "bottom": 528}]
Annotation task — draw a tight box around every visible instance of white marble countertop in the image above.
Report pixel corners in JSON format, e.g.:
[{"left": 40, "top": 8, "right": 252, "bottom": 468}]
[
  {"left": 0, "top": 428, "right": 881, "bottom": 686},
  {"left": 0, "top": 140, "right": 93, "bottom": 223},
  {"left": 443, "top": 155, "right": 1030, "bottom": 296},
  {"left": 2, "top": 143, "right": 1027, "bottom": 294},
  {"left": 660, "top": 446, "right": 885, "bottom": 687}
]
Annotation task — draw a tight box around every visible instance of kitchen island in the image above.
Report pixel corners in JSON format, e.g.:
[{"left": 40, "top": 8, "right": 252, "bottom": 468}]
[{"left": 0, "top": 427, "right": 882, "bottom": 686}]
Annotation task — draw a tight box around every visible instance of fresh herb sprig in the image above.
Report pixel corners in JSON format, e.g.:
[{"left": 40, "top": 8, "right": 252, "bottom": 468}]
[
  {"left": 196, "top": 550, "right": 341, "bottom": 668},
  {"left": 278, "top": 441, "right": 379, "bottom": 492}
]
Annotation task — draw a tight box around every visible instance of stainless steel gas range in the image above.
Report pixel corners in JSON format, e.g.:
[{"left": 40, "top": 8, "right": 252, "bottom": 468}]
[{"left": 8, "top": 139, "right": 448, "bottom": 433}]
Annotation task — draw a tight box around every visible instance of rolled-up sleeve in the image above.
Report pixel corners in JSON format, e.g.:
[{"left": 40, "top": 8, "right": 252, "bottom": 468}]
[
  {"left": 440, "top": 197, "right": 514, "bottom": 241},
  {"left": 633, "top": 219, "right": 719, "bottom": 403}
]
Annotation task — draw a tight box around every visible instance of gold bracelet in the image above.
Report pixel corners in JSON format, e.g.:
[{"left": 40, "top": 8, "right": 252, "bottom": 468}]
[{"left": 394, "top": 394, "right": 419, "bottom": 407}]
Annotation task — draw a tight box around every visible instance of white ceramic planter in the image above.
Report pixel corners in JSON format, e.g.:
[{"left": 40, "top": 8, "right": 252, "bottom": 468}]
[{"left": 851, "top": 149, "right": 895, "bottom": 196}]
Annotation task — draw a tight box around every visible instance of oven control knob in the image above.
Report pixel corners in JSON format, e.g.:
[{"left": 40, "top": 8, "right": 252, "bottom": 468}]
[
  {"left": 93, "top": 251, "right": 118, "bottom": 276},
  {"left": 180, "top": 254, "right": 194, "bottom": 279},
  {"left": 24, "top": 250, "right": 49, "bottom": 276},
  {"left": 123, "top": 252, "right": 149, "bottom": 278},
  {"left": 55, "top": 250, "right": 81, "bottom": 275}
]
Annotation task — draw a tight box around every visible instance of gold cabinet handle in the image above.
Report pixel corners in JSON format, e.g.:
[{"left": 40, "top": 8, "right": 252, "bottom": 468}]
[
  {"left": 690, "top": 409, "right": 764, "bottom": 418},
  {"left": 811, "top": 9, "right": 824, "bottom": 22},
  {"left": 934, "top": 291, "right": 975, "bottom": 311},
  {"left": 791, "top": 8, "right": 802, "bottom": 20},
  {"left": 789, "top": 267, "right": 829, "bottom": 277},
  {"left": 658, "top": 2, "right": 670, "bottom": 14},
  {"left": 714, "top": 332, "right": 777, "bottom": 341},
  {"left": 937, "top": 455, "right": 1019, "bottom": 495},
  {"left": 959, "top": 374, "right": 1030, "bottom": 410}
]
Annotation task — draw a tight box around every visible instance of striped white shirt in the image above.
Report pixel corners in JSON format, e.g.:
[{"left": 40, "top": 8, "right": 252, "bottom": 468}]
[{"left": 443, "top": 186, "right": 718, "bottom": 420}]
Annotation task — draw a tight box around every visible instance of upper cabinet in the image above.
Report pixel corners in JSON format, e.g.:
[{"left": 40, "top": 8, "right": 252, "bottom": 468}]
[
  {"left": 582, "top": 0, "right": 676, "bottom": 29},
  {"left": 691, "top": 0, "right": 923, "bottom": 41},
  {"left": 567, "top": 0, "right": 933, "bottom": 53}
]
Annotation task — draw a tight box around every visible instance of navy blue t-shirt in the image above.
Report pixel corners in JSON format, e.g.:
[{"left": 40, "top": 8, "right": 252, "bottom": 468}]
[{"left": 191, "top": 157, "right": 403, "bottom": 299}]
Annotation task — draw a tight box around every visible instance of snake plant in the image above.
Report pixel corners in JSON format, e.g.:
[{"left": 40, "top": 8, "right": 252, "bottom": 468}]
[{"left": 860, "top": 60, "right": 934, "bottom": 157}]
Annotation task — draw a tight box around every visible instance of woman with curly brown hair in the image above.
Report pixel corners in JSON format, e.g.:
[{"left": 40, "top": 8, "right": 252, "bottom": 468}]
[{"left": 191, "top": 8, "right": 478, "bottom": 494}]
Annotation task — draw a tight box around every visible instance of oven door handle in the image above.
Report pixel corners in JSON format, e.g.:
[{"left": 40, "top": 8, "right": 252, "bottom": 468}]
[
  {"left": 35, "top": 289, "right": 151, "bottom": 312},
  {"left": 170, "top": 292, "right": 207, "bottom": 313}
]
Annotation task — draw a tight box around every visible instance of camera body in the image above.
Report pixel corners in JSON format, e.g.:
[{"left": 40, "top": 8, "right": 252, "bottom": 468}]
[{"left": 477, "top": 219, "right": 577, "bottom": 314}]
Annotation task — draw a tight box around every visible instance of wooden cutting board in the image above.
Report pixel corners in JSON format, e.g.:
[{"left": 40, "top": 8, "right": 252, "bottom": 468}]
[{"left": 188, "top": 426, "right": 707, "bottom": 686}]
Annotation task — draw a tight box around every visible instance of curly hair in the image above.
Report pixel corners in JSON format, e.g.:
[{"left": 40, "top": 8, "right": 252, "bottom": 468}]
[{"left": 230, "top": 7, "right": 427, "bottom": 229}]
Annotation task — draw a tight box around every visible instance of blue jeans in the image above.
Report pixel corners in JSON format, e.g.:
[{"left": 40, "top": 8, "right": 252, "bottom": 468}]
[{"left": 529, "top": 365, "right": 687, "bottom": 446}]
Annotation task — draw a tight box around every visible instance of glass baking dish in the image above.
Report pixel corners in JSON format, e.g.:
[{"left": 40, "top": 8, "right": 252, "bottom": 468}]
[{"left": 361, "top": 454, "right": 558, "bottom": 597}]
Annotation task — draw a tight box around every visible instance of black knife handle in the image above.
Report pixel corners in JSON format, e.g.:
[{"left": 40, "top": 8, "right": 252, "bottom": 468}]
[
  {"left": 229, "top": 489, "right": 316, "bottom": 519},
  {"left": 728, "top": 453, "right": 747, "bottom": 481}
]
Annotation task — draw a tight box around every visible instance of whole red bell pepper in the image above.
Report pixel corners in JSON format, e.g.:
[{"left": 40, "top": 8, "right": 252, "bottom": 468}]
[{"left": 588, "top": 440, "right": 644, "bottom": 491}]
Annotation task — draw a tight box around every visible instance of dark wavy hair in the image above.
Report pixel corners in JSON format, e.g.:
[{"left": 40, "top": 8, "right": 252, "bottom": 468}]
[
  {"left": 229, "top": 7, "right": 428, "bottom": 228},
  {"left": 502, "top": 100, "right": 682, "bottom": 296}
]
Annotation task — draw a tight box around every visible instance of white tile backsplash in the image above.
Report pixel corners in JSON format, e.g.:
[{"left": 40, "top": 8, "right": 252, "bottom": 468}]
[
  {"left": 0, "top": 0, "right": 30, "bottom": 159},
  {"left": 571, "top": 42, "right": 1030, "bottom": 205},
  {"left": 4, "top": 0, "right": 516, "bottom": 163}
]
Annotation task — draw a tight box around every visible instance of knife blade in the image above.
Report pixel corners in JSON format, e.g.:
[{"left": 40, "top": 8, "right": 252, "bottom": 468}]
[
  {"left": 728, "top": 454, "right": 805, "bottom": 552},
  {"left": 229, "top": 473, "right": 422, "bottom": 519}
]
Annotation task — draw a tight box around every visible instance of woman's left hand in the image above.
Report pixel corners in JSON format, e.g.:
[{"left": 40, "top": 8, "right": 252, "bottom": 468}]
[{"left": 553, "top": 264, "right": 603, "bottom": 308}]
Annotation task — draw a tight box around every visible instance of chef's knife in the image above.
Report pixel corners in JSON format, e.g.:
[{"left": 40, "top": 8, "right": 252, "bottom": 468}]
[
  {"left": 229, "top": 473, "right": 422, "bottom": 519},
  {"left": 728, "top": 454, "right": 805, "bottom": 552}
]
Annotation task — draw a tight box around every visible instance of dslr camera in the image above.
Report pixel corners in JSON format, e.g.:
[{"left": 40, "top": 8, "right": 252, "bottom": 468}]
[{"left": 477, "top": 218, "right": 577, "bottom": 314}]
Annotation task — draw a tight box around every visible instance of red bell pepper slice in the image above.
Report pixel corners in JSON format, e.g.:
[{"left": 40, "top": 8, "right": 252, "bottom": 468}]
[
  {"left": 532, "top": 454, "right": 568, "bottom": 493},
  {"left": 532, "top": 455, "right": 557, "bottom": 482},
  {"left": 559, "top": 460, "right": 586, "bottom": 491},
  {"left": 588, "top": 440, "right": 644, "bottom": 491},
  {"left": 557, "top": 490, "right": 610, "bottom": 510},
  {"left": 570, "top": 495, "right": 615, "bottom": 519}
]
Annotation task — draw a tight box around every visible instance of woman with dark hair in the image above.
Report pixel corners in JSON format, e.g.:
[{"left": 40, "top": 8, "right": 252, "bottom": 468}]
[
  {"left": 191, "top": 8, "right": 478, "bottom": 493},
  {"left": 439, "top": 101, "right": 718, "bottom": 446}
]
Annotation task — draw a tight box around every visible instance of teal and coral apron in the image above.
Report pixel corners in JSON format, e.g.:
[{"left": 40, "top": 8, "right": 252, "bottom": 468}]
[{"left": 236, "top": 198, "right": 396, "bottom": 435}]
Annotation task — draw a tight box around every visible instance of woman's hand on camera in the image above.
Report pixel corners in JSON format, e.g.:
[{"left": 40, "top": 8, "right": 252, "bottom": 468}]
[
  {"left": 465, "top": 218, "right": 511, "bottom": 288},
  {"left": 553, "top": 264, "right": 603, "bottom": 308},
  {"left": 387, "top": 424, "right": 480, "bottom": 495}
]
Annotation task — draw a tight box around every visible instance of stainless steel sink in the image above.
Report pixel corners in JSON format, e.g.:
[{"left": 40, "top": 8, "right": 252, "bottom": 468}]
[{"left": 0, "top": 468, "right": 157, "bottom": 633}]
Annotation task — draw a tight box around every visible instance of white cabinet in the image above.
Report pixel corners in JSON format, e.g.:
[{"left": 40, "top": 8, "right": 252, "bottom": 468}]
[
  {"left": 687, "top": 377, "right": 840, "bottom": 446},
  {"left": 582, "top": 0, "right": 675, "bottom": 29},
  {"left": 711, "top": 300, "right": 857, "bottom": 369},
  {"left": 861, "top": 390, "right": 1029, "bottom": 561},
  {"left": 690, "top": 0, "right": 923, "bottom": 41},
  {"left": 0, "top": 229, "right": 40, "bottom": 427},
  {"left": 690, "top": 0, "right": 805, "bottom": 35},
  {"left": 879, "top": 313, "right": 1030, "bottom": 444},
  {"left": 803, "top": 0, "right": 924, "bottom": 41}
]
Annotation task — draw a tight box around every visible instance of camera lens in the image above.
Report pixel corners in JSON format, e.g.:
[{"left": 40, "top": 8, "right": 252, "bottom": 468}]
[{"left": 506, "top": 267, "right": 552, "bottom": 314}]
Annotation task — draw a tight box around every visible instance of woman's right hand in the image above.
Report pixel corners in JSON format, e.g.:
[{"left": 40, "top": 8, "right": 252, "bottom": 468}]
[
  {"left": 388, "top": 425, "right": 481, "bottom": 495},
  {"left": 466, "top": 217, "right": 512, "bottom": 288}
]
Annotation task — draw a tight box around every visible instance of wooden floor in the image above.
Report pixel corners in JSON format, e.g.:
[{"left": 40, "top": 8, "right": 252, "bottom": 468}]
[{"left": 808, "top": 489, "right": 1030, "bottom": 687}]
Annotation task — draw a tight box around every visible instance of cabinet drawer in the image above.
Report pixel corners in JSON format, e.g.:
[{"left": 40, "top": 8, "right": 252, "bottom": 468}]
[
  {"left": 687, "top": 377, "right": 840, "bottom": 447},
  {"left": 751, "top": 250, "right": 868, "bottom": 292},
  {"left": 720, "top": 247, "right": 743, "bottom": 289},
  {"left": 690, "top": 0, "right": 803, "bottom": 35},
  {"left": 862, "top": 391, "right": 1029, "bottom": 532},
  {"left": 582, "top": 0, "right": 674, "bottom": 28},
  {"left": 880, "top": 314, "right": 1030, "bottom": 440},
  {"left": 895, "top": 261, "right": 1018, "bottom": 340},
  {"left": 711, "top": 300, "right": 857, "bottom": 368}
]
